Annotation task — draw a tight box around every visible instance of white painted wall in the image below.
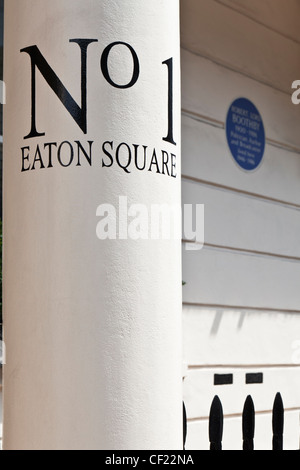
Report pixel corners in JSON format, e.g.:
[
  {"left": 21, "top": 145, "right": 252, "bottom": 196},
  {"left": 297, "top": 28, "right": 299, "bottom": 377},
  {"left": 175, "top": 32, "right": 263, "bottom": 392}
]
[
  {"left": 3, "top": 0, "right": 182, "bottom": 450},
  {"left": 181, "top": 0, "right": 300, "bottom": 450}
]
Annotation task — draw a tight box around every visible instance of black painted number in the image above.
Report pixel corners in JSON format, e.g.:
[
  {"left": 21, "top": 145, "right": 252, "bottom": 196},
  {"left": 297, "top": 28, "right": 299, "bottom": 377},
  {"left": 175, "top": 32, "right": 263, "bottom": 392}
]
[{"left": 162, "top": 58, "right": 176, "bottom": 146}]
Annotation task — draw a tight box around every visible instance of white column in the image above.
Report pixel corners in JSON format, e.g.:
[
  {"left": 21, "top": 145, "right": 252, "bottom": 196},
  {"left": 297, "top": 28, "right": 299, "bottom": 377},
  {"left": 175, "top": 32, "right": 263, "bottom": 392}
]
[{"left": 3, "top": 0, "right": 182, "bottom": 450}]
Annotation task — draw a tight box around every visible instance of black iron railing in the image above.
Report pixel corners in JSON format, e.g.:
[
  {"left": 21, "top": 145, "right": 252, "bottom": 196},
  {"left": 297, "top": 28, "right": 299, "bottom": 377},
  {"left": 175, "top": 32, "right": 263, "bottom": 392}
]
[{"left": 183, "top": 393, "right": 285, "bottom": 451}]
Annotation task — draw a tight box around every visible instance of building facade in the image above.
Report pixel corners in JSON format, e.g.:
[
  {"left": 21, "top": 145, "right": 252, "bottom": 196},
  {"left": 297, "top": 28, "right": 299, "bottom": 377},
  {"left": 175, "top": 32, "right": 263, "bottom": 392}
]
[{"left": 2, "top": 0, "right": 300, "bottom": 450}]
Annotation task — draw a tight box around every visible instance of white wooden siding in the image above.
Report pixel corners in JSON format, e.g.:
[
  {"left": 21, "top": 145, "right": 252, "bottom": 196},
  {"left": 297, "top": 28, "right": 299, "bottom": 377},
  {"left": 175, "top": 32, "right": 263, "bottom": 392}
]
[
  {"left": 185, "top": 367, "right": 300, "bottom": 418},
  {"left": 183, "top": 248, "right": 300, "bottom": 311},
  {"left": 182, "top": 50, "right": 300, "bottom": 152},
  {"left": 181, "top": 0, "right": 300, "bottom": 450},
  {"left": 182, "top": 178, "right": 300, "bottom": 258},
  {"left": 183, "top": 306, "right": 300, "bottom": 366},
  {"left": 181, "top": 0, "right": 300, "bottom": 94},
  {"left": 215, "top": 0, "right": 300, "bottom": 44},
  {"left": 182, "top": 115, "right": 300, "bottom": 207}
]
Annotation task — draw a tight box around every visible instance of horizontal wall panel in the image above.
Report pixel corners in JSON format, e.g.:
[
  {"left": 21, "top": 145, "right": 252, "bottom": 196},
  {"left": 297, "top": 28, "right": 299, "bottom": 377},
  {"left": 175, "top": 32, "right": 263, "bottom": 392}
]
[
  {"left": 184, "top": 367, "right": 300, "bottom": 418},
  {"left": 186, "top": 410, "right": 300, "bottom": 450},
  {"left": 182, "top": 115, "right": 300, "bottom": 207},
  {"left": 183, "top": 305, "right": 300, "bottom": 366},
  {"left": 181, "top": 0, "right": 300, "bottom": 94},
  {"left": 215, "top": 0, "right": 300, "bottom": 44},
  {"left": 182, "top": 178, "right": 300, "bottom": 258},
  {"left": 181, "top": 49, "right": 300, "bottom": 150},
  {"left": 182, "top": 247, "right": 300, "bottom": 311}
]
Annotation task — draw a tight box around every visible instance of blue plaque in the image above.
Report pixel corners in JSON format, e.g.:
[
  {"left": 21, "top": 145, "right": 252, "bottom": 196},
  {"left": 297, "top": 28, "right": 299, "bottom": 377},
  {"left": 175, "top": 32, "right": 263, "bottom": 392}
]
[{"left": 226, "top": 98, "right": 265, "bottom": 171}]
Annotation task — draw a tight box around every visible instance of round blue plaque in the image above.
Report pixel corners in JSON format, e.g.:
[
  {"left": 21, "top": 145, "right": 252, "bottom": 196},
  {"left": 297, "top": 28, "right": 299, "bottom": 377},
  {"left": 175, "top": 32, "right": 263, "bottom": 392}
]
[{"left": 226, "top": 98, "right": 265, "bottom": 171}]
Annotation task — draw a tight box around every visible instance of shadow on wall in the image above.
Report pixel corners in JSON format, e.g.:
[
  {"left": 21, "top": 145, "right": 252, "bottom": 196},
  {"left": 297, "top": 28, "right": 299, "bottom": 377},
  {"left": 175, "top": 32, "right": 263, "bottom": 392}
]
[{"left": 210, "top": 309, "right": 247, "bottom": 336}]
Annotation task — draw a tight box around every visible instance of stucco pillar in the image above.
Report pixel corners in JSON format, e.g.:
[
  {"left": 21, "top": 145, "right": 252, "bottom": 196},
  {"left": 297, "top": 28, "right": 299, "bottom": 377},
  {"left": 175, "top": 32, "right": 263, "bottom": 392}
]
[{"left": 3, "top": 0, "right": 182, "bottom": 450}]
